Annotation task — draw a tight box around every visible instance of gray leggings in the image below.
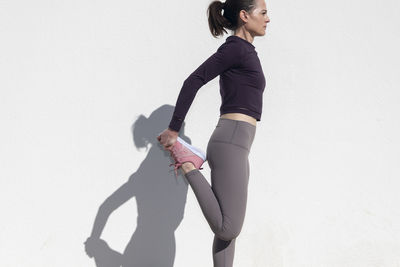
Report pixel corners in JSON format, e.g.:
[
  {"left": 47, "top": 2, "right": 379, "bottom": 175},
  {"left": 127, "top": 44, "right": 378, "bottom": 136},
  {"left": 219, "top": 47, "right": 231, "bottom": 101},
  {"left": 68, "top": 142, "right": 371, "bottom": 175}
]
[{"left": 184, "top": 117, "right": 256, "bottom": 267}]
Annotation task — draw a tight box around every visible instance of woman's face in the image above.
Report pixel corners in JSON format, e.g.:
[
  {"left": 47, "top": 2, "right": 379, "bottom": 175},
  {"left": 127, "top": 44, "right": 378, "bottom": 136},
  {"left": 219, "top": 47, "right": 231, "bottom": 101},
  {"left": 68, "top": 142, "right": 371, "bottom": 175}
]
[{"left": 244, "top": 0, "right": 270, "bottom": 36}]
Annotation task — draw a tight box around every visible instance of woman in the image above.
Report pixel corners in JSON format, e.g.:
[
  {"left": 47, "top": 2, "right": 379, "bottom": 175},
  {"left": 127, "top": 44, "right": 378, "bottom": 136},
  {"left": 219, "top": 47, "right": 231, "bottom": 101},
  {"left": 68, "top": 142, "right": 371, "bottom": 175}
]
[{"left": 157, "top": 0, "right": 269, "bottom": 265}]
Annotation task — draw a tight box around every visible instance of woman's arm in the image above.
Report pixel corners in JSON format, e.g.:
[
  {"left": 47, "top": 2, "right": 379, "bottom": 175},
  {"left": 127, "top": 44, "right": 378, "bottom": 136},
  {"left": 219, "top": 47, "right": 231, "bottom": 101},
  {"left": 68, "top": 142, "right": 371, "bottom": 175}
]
[{"left": 168, "top": 40, "right": 245, "bottom": 132}]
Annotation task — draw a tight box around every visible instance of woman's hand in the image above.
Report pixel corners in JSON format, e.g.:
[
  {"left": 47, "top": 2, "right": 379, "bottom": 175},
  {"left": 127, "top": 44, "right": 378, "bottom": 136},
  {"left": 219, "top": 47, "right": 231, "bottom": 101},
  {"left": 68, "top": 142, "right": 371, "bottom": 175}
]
[{"left": 157, "top": 128, "right": 179, "bottom": 151}]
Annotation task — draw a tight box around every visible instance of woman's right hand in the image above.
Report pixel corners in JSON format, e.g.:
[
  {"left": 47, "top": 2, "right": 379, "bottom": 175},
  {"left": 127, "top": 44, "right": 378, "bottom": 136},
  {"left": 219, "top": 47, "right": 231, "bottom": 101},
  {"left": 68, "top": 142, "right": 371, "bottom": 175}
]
[{"left": 157, "top": 128, "right": 179, "bottom": 151}]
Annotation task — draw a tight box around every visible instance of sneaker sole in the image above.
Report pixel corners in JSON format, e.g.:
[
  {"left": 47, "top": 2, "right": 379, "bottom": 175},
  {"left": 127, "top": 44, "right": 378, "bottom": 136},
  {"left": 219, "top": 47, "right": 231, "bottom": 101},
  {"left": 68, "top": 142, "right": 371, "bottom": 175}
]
[{"left": 177, "top": 136, "right": 207, "bottom": 161}]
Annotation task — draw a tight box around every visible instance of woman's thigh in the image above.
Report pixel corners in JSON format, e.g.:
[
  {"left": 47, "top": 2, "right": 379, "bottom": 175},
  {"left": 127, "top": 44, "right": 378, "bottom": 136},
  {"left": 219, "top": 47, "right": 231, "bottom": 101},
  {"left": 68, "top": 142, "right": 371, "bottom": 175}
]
[{"left": 206, "top": 141, "right": 250, "bottom": 231}]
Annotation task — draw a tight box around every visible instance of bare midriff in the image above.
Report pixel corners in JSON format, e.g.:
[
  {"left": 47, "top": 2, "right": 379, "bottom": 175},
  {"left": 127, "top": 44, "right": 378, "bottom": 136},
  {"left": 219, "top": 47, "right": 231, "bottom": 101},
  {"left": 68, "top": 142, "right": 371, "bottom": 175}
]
[{"left": 220, "top": 113, "right": 257, "bottom": 126}]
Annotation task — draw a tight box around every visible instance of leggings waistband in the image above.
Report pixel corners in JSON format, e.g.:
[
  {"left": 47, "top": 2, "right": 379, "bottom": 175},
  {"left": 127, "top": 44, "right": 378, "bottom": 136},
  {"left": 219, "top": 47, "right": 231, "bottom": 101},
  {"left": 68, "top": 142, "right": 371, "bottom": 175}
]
[{"left": 209, "top": 118, "right": 256, "bottom": 151}]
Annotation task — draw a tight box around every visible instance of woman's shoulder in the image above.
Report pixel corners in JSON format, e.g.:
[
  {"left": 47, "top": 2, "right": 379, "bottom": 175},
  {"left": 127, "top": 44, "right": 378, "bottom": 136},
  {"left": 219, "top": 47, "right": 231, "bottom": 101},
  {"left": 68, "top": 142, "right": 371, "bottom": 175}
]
[
  {"left": 224, "top": 35, "right": 255, "bottom": 49},
  {"left": 216, "top": 36, "right": 247, "bottom": 57}
]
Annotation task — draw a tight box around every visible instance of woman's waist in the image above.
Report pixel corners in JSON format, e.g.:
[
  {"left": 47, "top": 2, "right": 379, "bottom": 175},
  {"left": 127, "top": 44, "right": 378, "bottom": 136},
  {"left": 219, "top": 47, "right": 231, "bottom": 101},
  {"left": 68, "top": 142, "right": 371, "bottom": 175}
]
[{"left": 220, "top": 113, "right": 257, "bottom": 127}]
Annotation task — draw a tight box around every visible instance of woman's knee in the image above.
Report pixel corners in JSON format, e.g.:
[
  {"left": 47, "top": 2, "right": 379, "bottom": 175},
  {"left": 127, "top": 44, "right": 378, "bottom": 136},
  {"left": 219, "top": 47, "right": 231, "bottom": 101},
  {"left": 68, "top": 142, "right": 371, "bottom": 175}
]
[{"left": 215, "top": 224, "right": 242, "bottom": 241}]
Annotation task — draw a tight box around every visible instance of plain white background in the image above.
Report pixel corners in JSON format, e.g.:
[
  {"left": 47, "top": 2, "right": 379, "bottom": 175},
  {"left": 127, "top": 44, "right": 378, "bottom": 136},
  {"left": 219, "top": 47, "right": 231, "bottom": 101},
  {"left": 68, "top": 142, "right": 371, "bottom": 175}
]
[{"left": 1, "top": 0, "right": 399, "bottom": 266}]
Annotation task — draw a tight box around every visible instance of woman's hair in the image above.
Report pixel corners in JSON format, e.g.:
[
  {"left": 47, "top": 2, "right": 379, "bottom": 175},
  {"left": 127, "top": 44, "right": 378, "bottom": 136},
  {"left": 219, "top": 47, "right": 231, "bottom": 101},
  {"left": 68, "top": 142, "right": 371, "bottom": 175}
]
[{"left": 207, "top": 0, "right": 256, "bottom": 38}]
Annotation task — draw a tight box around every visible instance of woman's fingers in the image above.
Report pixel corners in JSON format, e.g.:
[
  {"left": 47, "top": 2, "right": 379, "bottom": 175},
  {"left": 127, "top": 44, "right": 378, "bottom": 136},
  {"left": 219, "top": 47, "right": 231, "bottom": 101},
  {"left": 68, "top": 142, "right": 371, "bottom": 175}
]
[
  {"left": 156, "top": 129, "right": 176, "bottom": 151},
  {"left": 157, "top": 132, "right": 164, "bottom": 144}
]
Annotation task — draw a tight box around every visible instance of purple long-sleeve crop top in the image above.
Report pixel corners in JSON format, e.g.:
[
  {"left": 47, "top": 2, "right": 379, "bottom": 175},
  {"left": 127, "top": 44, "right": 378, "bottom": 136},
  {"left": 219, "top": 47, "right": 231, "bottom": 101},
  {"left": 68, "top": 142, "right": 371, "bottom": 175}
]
[{"left": 168, "top": 35, "right": 266, "bottom": 132}]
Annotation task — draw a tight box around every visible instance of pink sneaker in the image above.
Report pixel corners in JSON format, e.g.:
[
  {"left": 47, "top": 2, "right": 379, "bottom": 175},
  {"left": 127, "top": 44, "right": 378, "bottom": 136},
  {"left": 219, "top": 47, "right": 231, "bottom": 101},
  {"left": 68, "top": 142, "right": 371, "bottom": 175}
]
[{"left": 169, "top": 136, "right": 207, "bottom": 177}]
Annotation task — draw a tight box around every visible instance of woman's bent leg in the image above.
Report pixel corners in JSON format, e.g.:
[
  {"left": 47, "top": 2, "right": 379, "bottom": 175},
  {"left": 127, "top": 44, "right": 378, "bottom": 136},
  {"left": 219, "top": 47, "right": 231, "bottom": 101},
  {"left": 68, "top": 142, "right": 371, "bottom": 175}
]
[
  {"left": 184, "top": 168, "right": 224, "bottom": 234},
  {"left": 184, "top": 141, "right": 249, "bottom": 267},
  {"left": 184, "top": 118, "right": 255, "bottom": 267},
  {"left": 184, "top": 142, "right": 249, "bottom": 241}
]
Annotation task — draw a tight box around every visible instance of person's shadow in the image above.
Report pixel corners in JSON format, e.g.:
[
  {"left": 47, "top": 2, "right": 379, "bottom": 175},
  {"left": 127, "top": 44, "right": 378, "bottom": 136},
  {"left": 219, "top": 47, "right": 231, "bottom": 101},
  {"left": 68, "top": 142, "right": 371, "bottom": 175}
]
[{"left": 83, "top": 104, "right": 201, "bottom": 267}]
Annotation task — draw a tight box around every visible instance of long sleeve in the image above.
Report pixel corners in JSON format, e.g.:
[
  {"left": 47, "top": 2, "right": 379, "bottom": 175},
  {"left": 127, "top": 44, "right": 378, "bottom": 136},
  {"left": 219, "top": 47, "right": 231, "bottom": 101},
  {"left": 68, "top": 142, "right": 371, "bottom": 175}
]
[{"left": 168, "top": 40, "right": 245, "bottom": 132}]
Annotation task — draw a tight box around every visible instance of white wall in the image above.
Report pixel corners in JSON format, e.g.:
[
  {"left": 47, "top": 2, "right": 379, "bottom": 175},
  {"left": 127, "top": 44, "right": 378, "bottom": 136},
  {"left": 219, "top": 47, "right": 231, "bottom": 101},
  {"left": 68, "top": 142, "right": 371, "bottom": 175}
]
[{"left": 1, "top": 0, "right": 399, "bottom": 266}]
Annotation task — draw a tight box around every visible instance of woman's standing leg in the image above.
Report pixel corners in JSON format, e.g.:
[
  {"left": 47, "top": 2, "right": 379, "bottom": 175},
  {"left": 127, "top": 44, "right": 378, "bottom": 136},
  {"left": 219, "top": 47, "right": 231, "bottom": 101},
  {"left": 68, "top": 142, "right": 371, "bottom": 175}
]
[
  {"left": 208, "top": 141, "right": 249, "bottom": 266},
  {"left": 211, "top": 156, "right": 249, "bottom": 266},
  {"left": 212, "top": 236, "right": 236, "bottom": 266}
]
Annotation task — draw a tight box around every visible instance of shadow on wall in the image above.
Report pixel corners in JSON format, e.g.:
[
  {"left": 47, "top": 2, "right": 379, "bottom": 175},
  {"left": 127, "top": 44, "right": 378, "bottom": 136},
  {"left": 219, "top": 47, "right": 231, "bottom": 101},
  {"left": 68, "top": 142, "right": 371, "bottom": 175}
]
[{"left": 83, "top": 104, "right": 194, "bottom": 267}]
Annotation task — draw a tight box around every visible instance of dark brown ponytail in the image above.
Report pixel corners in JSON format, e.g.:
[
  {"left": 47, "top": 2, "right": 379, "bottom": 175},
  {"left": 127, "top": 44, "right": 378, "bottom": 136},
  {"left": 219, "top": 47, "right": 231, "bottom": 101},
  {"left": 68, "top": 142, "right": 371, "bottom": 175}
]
[{"left": 207, "top": 0, "right": 256, "bottom": 38}]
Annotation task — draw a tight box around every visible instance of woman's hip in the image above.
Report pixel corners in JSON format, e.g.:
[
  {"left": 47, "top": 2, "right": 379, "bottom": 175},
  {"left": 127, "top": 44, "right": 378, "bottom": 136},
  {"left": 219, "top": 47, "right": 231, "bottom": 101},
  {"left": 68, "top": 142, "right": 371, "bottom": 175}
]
[{"left": 208, "top": 117, "right": 256, "bottom": 152}]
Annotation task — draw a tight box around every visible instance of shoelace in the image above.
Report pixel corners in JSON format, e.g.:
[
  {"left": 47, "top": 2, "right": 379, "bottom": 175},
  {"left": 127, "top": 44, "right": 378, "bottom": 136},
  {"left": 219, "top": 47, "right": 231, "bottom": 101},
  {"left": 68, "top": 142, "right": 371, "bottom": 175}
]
[{"left": 169, "top": 149, "right": 182, "bottom": 177}]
